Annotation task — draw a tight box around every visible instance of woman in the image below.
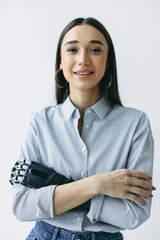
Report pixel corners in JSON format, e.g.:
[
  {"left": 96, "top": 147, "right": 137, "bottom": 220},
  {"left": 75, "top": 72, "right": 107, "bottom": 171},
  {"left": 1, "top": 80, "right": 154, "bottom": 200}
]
[{"left": 11, "top": 17, "right": 155, "bottom": 240}]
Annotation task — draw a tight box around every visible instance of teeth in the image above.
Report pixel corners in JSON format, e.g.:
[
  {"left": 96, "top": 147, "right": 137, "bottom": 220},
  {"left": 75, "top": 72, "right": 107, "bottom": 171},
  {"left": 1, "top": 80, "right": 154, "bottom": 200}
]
[{"left": 76, "top": 72, "right": 93, "bottom": 75}]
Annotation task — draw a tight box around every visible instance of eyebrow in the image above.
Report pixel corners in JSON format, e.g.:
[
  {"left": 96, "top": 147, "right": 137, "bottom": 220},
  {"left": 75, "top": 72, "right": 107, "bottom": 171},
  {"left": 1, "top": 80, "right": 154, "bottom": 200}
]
[{"left": 64, "top": 40, "right": 104, "bottom": 46}]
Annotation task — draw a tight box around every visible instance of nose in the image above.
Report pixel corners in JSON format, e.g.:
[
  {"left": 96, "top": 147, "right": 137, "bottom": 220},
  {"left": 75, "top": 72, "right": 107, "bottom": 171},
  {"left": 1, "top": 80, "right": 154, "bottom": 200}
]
[{"left": 78, "top": 50, "right": 90, "bottom": 66}]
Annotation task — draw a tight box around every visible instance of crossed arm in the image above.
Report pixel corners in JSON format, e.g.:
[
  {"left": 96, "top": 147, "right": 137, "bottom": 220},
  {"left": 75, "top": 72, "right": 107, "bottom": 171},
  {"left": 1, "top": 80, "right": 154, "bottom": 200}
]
[
  {"left": 10, "top": 160, "right": 91, "bottom": 211},
  {"left": 10, "top": 160, "right": 155, "bottom": 216},
  {"left": 11, "top": 112, "right": 155, "bottom": 229}
]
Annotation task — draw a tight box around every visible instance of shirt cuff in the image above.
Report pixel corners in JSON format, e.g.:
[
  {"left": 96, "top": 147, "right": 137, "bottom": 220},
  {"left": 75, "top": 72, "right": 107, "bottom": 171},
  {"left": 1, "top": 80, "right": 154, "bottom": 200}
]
[
  {"left": 87, "top": 194, "right": 105, "bottom": 224},
  {"left": 36, "top": 185, "right": 57, "bottom": 219}
]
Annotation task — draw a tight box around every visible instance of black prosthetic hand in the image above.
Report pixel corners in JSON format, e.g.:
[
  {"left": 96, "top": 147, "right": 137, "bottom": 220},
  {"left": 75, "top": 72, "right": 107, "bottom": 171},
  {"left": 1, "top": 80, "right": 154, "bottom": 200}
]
[
  {"left": 10, "top": 160, "right": 91, "bottom": 211},
  {"left": 10, "top": 160, "right": 73, "bottom": 188}
]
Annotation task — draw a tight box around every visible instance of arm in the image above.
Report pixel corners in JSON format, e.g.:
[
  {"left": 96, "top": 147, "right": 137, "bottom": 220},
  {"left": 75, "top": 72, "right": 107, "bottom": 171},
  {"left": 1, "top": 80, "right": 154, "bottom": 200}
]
[
  {"left": 13, "top": 166, "right": 154, "bottom": 222},
  {"left": 53, "top": 169, "right": 154, "bottom": 217},
  {"left": 12, "top": 112, "right": 154, "bottom": 224},
  {"left": 53, "top": 175, "right": 98, "bottom": 215},
  {"left": 10, "top": 160, "right": 91, "bottom": 211},
  {"left": 12, "top": 113, "right": 92, "bottom": 221},
  {"left": 87, "top": 112, "right": 155, "bottom": 229}
]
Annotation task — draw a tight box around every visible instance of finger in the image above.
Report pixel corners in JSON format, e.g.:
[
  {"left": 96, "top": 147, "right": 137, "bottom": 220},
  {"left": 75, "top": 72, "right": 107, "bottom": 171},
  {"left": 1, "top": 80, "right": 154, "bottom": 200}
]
[
  {"left": 128, "top": 170, "right": 152, "bottom": 180},
  {"left": 130, "top": 179, "right": 153, "bottom": 191},
  {"left": 127, "top": 193, "right": 147, "bottom": 205},
  {"left": 9, "top": 174, "right": 24, "bottom": 184},
  {"left": 12, "top": 160, "right": 29, "bottom": 172},
  {"left": 10, "top": 173, "right": 24, "bottom": 185},
  {"left": 15, "top": 159, "right": 30, "bottom": 167},
  {"left": 17, "top": 169, "right": 26, "bottom": 175},
  {"left": 19, "top": 159, "right": 30, "bottom": 165},
  {"left": 129, "top": 187, "right": 153, "bottom": 198},
  {"left": 15, "top": 163, "right": 28, "bottom": 170}
]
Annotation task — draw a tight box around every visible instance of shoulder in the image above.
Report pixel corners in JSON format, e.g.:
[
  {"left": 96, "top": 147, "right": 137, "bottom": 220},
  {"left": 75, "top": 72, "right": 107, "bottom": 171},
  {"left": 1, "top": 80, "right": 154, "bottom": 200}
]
[
  {"left": 114, "top": 104, "right": 147, "bottom": 118},
  {"left": 111, "top": 105, "right": 150, "bottom": 126},
  {"left": 29, "top": 104, "right": 63, "bottom": 124},
  {"left": 32, "top": 104, "right": 62, "bottom": 118}
]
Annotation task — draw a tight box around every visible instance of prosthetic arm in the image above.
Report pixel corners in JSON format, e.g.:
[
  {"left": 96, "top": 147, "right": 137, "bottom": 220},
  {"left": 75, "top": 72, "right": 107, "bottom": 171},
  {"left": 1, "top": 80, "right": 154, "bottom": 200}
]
[{"left": 10, "top": 160, "right": 91, "bottom": 211}]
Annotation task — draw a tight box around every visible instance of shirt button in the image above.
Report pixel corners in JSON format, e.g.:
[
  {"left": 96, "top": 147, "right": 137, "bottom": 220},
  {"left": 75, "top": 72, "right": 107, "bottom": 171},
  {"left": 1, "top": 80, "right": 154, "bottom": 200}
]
[
  {"left": 77, "top": 216, "right": 81, "bottom": 222},
  {"left": 81, "top": 171, "right": 85, "bottom": 177},
  {"left": 81, "top": 148, "right": 86, "bottom": 152},
  {"left": 88, "top": 110, "right": 91, "bottom": 114},
  {"left": 85, "top": 124, "right": 89, "bottom": 128}
]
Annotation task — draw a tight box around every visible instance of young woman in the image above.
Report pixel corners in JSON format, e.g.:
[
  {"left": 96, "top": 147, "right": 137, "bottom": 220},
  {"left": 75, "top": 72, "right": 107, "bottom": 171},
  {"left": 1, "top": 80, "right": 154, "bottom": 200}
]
[{"left": 11, "top": 17, "right": 155, "bottom": 240}]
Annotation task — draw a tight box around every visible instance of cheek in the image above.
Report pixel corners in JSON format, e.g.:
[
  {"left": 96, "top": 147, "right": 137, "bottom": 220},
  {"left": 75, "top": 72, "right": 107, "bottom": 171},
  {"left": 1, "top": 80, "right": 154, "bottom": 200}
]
[
  {"left": 97, "top": 56, "right": 107, "bottom": 74},
  {"left": 100, "top": 55, "right": 107, "bottom": 67},
  {"left": 61, "top": 55, "right": 74, "bottom": 71},
  {"left": 94, "top": 56, "right": 107, "bottom": 81}
]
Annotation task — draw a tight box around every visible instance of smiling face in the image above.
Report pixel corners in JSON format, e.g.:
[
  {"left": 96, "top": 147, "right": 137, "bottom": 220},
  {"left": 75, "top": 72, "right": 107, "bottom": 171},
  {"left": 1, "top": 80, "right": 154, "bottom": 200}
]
[{"left": 60, "top": 24, "right": 108, "bottom": 97}]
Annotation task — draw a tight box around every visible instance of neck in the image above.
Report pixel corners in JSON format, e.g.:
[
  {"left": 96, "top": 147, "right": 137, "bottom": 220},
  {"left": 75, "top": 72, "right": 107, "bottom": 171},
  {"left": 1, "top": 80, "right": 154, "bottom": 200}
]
[{"left": 70, "top": 88, "right": 101, "bottom": 116}]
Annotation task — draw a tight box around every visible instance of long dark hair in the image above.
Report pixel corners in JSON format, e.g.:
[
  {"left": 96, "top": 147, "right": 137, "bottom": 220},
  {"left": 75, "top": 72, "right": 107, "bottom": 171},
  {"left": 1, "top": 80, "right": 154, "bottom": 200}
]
[{"left": 55, "top": 17, "right": 123, "bottom": 106}]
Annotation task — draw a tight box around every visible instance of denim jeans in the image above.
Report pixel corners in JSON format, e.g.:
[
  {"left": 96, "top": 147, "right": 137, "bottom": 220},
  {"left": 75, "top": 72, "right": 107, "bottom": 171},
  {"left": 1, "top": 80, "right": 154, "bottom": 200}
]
[{"left": 26, "top": 221, "right": 123, "bottom": 240}]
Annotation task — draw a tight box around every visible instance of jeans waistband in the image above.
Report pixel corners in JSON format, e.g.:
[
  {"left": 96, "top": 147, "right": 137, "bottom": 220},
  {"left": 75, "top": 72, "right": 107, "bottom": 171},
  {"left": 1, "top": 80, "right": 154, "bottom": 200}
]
[{"left": 35, "top": 221, "right": 122, "bottom": 240}]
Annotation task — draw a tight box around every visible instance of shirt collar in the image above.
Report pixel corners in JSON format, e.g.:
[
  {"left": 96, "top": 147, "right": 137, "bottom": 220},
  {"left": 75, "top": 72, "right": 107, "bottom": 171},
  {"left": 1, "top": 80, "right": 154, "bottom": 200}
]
[
  {"left": 61, "top": 96, "right": 110, "bottom": 121},
  {"left": 91, "top": 97, "right": 110, "bottom": 119},
  {"left": 61, "top": 96, "right": 77, "bottom": 121}
]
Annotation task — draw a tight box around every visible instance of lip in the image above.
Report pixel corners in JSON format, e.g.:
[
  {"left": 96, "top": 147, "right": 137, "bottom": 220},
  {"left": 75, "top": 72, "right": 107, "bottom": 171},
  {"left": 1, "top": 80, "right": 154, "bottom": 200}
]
[
  {"left": 74, "top": 69, "right": 94, "bottom": 74},
  {"left": 73, "top": 69, "right": 94, "bottom": 79}
]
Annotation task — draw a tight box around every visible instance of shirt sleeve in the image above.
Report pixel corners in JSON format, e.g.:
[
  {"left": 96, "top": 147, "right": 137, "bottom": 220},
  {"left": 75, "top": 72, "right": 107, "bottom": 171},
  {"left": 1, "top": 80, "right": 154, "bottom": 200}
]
[
  {"left": 12, "top": 113, "right": 57, "bottom": 221},
  {"left": 87, "top": 112, "right": 154, "bottom": 230}
]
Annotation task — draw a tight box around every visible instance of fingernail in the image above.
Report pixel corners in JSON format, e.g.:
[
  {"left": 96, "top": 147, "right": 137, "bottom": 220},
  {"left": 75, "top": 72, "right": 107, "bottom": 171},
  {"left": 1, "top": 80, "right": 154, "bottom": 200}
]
[
  {"left": 149, "top": 194, "right": 153, "bottom": 198},
  {"left": 152, "top": 186, "right": 156, "bottom": 190},
  {"left": 142, "top": 200, "right": 146, "bottom": 204},
  {"left": 148, "top": 176, "right": 152, "bottom": 180}
]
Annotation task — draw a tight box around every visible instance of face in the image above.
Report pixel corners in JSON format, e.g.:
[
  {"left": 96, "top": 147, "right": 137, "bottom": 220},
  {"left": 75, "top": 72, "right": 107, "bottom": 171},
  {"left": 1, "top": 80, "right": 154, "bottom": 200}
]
[{"left": 60, "top": 24, "right": 108, "bottom": 95}]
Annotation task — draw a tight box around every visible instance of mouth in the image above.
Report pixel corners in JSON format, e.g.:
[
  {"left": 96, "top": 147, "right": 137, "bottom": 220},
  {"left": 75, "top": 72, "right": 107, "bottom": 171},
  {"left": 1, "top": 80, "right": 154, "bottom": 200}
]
[
  {"left": 73, "top": 69, "right": 95, "bottom": 77},
  {"left": 73, "top": 69, "right": 95, "bottom": 79},
  {"left": 73, "top": 71, "right": 94, "bottom": 75}
]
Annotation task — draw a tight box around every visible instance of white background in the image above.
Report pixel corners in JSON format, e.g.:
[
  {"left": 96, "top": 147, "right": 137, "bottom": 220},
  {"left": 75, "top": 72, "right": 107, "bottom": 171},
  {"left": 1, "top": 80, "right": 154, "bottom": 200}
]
[{"left": 0, "top": 0, "right": 160, "bottom": 239}]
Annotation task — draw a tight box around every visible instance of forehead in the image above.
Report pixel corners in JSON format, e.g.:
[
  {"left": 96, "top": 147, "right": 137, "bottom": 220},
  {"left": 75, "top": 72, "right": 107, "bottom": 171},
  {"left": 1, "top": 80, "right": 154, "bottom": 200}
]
[{"left": 61, "top": 24, "right": 108, "bottom": 47}]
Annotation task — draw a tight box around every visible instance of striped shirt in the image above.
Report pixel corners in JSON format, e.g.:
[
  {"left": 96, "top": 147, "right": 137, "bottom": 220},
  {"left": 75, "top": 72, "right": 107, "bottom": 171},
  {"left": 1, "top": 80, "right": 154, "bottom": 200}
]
[{"left": 12, "top": 96, "right": 154, "bottom": 232}]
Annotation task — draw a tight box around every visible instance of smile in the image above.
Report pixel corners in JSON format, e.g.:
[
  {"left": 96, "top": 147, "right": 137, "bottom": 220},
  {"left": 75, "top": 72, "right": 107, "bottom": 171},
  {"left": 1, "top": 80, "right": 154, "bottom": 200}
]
[{"left": 74, "top": 71, "right": 94, "bottom": 75}]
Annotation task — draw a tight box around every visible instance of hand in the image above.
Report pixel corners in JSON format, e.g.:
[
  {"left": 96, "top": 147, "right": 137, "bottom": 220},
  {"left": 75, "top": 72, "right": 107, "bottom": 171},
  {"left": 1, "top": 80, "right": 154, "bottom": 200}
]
[
  {"left": 96, "top": 169, "right": 156, "bottom": 205},
  {"left": 10, "top": 159, "right": 91, "bottom": 211}
]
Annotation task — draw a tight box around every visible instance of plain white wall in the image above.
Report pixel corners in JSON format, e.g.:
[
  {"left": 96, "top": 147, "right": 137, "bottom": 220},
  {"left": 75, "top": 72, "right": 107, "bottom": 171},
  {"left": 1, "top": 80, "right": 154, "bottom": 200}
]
[{"left": 0, "top": 0, "right": 160, "bottom": 239}]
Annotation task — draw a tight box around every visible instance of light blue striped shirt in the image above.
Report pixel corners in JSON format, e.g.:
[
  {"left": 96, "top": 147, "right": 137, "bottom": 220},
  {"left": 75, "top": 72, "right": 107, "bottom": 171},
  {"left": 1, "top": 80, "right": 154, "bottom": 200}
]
[{"left": 12, "top": 96, "right": 154, "bottom": 232}]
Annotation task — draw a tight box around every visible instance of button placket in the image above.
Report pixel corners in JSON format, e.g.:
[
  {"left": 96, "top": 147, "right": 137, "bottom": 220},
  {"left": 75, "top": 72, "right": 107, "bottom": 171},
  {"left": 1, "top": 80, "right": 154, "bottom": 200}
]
[
  {"left": 80, "top": 146, "right": 87, "bottom": 178},
  {"left": 74, "top": 111, "right": 91, "bottom": 181},
  {"left": 72, "top": 119, "right": 87, "bottom": 179},
  {"left": 83, "top": 110, "right": 93, "bottom": 132}
]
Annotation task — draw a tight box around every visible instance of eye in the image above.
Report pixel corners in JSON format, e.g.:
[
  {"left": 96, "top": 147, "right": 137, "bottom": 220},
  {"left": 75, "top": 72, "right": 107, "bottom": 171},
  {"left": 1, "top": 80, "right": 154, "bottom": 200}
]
[
  {"left": 90, "top": 48, "right": 101, "bottom": 53},
  {"left": 67, "top": 48, "right": 78, "bottom": 53}
]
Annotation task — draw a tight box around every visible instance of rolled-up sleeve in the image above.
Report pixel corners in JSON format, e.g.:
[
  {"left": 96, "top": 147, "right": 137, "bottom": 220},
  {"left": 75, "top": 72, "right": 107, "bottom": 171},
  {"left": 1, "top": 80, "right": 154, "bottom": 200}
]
[
  {"left": 12, "top": 113, "right": 57, "bottom": 221},
  {"left": 12, "top": 184, "right": 57, "bottom": 221},
  {"left": 87, "top": 113, "right": 154, "bottom": 230}
]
